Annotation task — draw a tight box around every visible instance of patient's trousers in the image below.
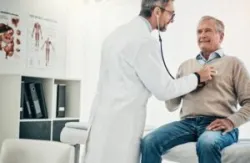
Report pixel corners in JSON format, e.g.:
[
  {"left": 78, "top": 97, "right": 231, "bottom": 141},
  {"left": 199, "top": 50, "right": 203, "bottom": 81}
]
[{"left": 141, "top": 116, "right": 239, "bottom": 163}]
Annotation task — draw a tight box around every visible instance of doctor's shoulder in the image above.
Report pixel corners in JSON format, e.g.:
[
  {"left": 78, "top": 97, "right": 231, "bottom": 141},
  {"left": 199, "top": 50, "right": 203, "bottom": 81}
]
[
  {"left": 139, "top": 36, "right": 159, "bottom": 48},
  {"left": 129, "top": 37, "right": 159, "bottom": 61}
]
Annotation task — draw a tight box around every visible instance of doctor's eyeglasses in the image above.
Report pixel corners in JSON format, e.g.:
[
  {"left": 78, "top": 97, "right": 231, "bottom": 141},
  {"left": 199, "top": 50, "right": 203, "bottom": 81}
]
[{"left": 155, "top": 6, "right": 175, "bottom": 22}]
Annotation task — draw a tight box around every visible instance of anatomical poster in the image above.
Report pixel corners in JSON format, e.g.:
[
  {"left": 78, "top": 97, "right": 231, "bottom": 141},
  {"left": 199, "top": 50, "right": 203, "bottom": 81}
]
[
  {"left": 26, "top": 14, "right": 57, "bottom": 68},
  {"left": 0, "top": 10, "right": 21, "bottom": 60}
]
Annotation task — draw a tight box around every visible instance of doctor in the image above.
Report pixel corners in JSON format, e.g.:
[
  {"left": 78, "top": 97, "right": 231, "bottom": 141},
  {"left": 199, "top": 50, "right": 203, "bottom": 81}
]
[{"left": 83, "top": 0, "right": 216, "bottom": 163}]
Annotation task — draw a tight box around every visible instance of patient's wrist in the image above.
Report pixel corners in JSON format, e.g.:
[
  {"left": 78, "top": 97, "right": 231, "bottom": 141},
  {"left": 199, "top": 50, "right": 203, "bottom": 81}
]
[{"left": 226, "top": 118, "right": 235, "bottom": 128}]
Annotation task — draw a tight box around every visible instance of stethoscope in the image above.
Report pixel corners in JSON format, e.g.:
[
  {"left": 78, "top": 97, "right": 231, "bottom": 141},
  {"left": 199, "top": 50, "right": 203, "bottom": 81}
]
[
  {"left": 156, "top": 16, "right": 210, "bottom": 88},
  {"left": 156, "top": 16, "right": 175, "bottom": 79},
  {"left": 158, "top": 33, "right": 175, "bottom": 79},
  {"left": 159, "top": 32, "right": 206, "bottom": 89}
]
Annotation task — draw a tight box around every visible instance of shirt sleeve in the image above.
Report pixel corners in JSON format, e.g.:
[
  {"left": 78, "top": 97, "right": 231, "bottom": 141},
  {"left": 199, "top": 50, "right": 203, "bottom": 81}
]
[
  {"left": 133, "top": 39, "right": 198, "bottom": 101},
  {"left": 227, "top": 57, "right": 250, "bottom": 127}
]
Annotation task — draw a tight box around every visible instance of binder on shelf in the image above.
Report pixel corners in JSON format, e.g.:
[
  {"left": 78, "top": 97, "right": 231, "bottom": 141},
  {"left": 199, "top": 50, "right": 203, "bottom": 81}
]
[
  {"left": 23, "top": 86, "right": 33, "bottom": 118},
  {"left": 20, "top": 82, "right": 24, "bottom": 119},
  {"left": 56, "top": 84, "right": 66, "bottom": 117},
  {"left": 26, "top": 83, "right": 43, "bottom": 118},
  {"left": 35, "top": 83, "right": 48, "bottom": 118}
]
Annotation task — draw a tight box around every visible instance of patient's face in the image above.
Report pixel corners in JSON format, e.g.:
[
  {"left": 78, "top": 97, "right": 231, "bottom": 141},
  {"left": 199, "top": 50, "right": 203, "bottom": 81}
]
[{"left": 197, "top": 19, "right": 223, "bottom": 54}]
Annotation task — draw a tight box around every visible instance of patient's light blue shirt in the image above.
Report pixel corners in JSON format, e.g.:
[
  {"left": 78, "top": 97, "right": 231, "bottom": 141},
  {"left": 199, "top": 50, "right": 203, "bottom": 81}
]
[{"left": 196, "top": 49, "right": 224, "bottom": 65}]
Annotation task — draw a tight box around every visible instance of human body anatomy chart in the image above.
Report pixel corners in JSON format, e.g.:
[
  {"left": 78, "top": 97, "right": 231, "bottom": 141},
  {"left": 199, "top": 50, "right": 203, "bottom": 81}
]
[
  {"left": 0, "top": 11, "right": 21, "bottom": 60},
  {"left": 27, "top": 14, "right": 57, "bottom": 68}
]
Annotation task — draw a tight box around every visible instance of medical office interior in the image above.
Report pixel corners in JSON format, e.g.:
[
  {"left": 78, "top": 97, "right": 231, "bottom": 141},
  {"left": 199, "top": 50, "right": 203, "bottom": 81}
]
[{"left": 0, "top": 0, "right": 249, "bottom": 163}]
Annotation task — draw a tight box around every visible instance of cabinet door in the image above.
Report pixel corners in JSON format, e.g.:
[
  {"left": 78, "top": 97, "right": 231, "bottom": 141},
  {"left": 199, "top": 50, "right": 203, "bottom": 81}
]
[
  {"left": 19, "top": 121, "right": 51, "bottom": 140},
  {"left": 0, "top": 75, "right": 21, "bottom": 149}
]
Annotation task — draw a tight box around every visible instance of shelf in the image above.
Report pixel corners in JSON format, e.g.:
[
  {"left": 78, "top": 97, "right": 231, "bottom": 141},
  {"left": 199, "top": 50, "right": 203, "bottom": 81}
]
[
  {"left": 20, "top": 119, "right": 51, "bottom": 122},
  {"left": 0, "top": 74, "right": 82, "bottom": 146},
  {"left": 20, "top": 118, "right": 80, "bottom": 122}
]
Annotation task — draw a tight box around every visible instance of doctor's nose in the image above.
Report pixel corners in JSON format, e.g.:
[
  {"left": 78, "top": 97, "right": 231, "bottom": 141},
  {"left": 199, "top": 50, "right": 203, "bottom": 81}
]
[{"left": 170, "top": 14, "right": 175, "bottom": 23}]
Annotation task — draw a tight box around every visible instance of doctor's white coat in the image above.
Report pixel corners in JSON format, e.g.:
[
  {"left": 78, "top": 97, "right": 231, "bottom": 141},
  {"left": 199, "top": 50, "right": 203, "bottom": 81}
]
[{"left": 83, "top": 16, "right": 198, "bottom": 163}]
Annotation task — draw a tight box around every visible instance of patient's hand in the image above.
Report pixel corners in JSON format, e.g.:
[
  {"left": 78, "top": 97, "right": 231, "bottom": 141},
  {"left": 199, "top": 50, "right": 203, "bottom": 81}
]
[
  {"left": 196, "top": 65, "right": 217, "bottom": 82},
  {"left": 206, "top": 118, "right": 234, "bottom": 135}
]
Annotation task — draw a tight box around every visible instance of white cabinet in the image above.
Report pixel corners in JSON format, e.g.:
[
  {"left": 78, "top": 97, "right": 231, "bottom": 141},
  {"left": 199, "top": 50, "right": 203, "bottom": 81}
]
[{"left": 0, "top": 74, "right": 82, "bottom": 148}]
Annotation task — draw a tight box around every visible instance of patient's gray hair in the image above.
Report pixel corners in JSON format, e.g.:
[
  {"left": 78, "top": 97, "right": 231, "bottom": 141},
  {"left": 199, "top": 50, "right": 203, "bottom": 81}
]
[
  {"left": 199, "top": 16, "right": 225, "bottom": 33},
  {"left": 139, "top": 0, "right": 174, "bottom": 18}
]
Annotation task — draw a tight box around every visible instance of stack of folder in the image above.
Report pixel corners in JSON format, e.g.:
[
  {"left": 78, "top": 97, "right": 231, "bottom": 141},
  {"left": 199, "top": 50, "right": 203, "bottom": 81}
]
[
  {"left": 20, "top": 82, "right": 48, "bottom": 119},
  {"left": 56, "top": 84, "right": 66, "bottom": 118}
]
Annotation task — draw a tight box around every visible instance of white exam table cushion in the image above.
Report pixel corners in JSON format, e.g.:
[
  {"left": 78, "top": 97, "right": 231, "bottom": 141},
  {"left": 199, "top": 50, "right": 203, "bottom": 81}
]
[
  {"left": 163, "top": 140, "right": 250, "bottom": 163},
  {"left": 60, "top": 122, "right": 250, "bottom": 163},
  {"left": 65, "top": 122, "right": 89, "bottom": 130},
  {"left": 60, "top": 127, "right": 88, "bottom": 145}
]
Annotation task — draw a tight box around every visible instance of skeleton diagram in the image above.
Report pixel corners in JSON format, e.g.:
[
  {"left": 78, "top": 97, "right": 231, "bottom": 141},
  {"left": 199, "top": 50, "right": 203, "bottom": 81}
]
[
  {"left": 41, "top": 37, "right": 54, "bottom": 66},
  {"left": 31, "top": 22, "right": 43, "bottom": 48}
]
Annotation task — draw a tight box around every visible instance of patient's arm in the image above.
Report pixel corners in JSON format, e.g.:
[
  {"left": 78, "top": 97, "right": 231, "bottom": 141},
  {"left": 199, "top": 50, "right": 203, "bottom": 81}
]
[
  {"left": 165, "top": 65, "right": 183, "bottom": 112},
  {"left": 165, "top": 97, "right": 182, "bottom": 112},
  {"left": 227, "top": 58, "right": 250, "bottom": 128}
]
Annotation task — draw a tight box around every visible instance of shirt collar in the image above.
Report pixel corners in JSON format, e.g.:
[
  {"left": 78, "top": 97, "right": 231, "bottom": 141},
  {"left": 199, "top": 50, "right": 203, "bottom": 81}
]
[
  {"left": 196, "top": 48, "right": 224, "bottom": 61},
  {"left": 139, "top": 16, "right": 153, "bottom": 32}
]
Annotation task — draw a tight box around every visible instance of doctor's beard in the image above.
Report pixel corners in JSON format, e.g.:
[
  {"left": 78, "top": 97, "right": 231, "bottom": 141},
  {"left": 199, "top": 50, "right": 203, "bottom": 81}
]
[
  {"left": 159, "top": 25, "right": 167, "bottom": 32},
  {"left": 159, "top": 19, "right": 173, "bottom": 32}
]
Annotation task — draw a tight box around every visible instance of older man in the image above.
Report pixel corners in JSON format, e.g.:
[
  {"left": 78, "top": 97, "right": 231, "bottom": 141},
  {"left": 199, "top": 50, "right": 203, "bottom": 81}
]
[{"left": 141, "top": 16, "right": 250, "bottom": 163}]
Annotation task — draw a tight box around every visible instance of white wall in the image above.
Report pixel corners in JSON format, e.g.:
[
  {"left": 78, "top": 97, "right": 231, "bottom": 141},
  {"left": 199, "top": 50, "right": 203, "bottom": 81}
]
[
  {"left": 0, "top": 0, "right": 69, "bottom": 77},
  {"left": 67, "top": 0, "right": 250, "bottom": 138}
]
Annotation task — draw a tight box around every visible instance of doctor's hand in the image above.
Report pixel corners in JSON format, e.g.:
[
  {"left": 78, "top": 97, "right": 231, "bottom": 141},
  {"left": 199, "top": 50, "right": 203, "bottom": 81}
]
[
  {"left": 206, "top": 118, "right": 234, "bottom": 135},
  {"left": 196, "top": 65, "right": 217, "bottom": 82}
]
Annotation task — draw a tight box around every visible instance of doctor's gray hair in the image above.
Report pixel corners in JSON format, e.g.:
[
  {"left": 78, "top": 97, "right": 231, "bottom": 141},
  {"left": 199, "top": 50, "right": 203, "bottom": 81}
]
[
  {"left": 139, "top": 0, "right": 174, "bottom": 18},
  {"left": 198, "top": 16, "right": 225, "bottom": 33}
]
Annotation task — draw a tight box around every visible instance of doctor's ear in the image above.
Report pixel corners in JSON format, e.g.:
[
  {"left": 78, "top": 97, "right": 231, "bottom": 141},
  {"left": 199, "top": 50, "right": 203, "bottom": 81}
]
[{"left": 153, "top": 7, "right": 161, "bottom": 18}]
